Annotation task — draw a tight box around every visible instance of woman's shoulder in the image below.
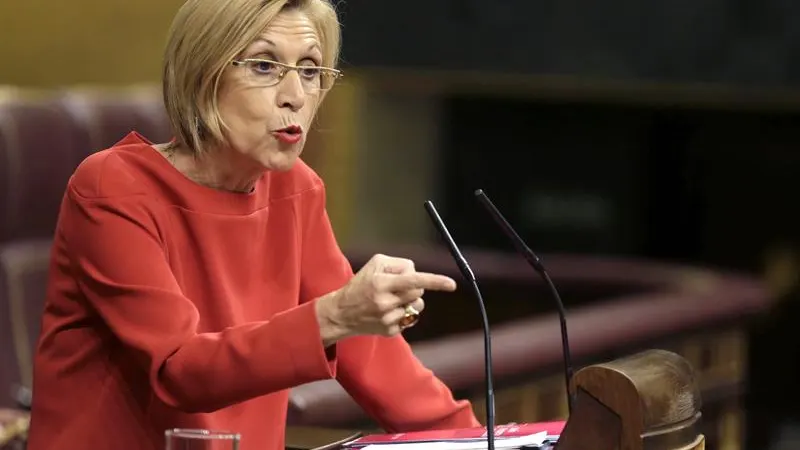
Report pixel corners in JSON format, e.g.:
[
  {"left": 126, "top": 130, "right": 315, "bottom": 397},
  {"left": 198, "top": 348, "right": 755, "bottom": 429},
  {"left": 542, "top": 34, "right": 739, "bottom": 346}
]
[
  {"left": 68, "top": 133, "right": 330, "bottom": 211},
  {"left": 69, "top": 133, "right": 159, "bottom": 201}
]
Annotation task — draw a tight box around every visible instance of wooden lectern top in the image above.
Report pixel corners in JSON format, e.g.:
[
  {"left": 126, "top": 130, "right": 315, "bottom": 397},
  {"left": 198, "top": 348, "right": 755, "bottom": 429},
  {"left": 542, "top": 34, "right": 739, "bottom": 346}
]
[{"left": 557, "top": 349, "right": 703, "bottom": 450}]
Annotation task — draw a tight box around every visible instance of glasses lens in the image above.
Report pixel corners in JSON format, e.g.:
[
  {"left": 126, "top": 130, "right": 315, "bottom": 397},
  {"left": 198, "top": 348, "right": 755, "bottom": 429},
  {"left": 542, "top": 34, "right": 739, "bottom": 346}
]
[{"left": 241, "top": 60, "right": 281, "bottom": 86}]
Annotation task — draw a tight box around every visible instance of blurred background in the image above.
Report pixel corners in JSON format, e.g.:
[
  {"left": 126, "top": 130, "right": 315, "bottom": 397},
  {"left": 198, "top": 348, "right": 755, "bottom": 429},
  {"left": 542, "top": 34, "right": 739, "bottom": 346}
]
[{"left": 2, "top": 1, "right": 800, "bottom": 449}]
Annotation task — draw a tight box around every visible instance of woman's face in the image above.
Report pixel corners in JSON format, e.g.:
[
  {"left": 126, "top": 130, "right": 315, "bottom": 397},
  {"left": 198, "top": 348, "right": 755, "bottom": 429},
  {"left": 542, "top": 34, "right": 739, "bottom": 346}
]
[{"left": 216, "top": 9, "right": 325, "bottom": 172}]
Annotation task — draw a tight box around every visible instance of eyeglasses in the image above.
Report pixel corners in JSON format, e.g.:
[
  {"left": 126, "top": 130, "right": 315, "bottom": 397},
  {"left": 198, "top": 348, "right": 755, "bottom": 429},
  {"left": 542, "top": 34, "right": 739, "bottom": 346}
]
[{"left": 231, "top": 58, "right": 342, "bottom": 92}]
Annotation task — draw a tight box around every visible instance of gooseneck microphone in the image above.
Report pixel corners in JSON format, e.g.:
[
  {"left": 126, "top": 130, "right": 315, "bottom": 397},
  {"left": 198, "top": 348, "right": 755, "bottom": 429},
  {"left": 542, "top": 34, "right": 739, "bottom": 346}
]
[
  {"left": 424, "top": 201, "right": 496, "bottom": 450},
  {"left": 473, "top": 189, "right": 575, "bottom": 414}
]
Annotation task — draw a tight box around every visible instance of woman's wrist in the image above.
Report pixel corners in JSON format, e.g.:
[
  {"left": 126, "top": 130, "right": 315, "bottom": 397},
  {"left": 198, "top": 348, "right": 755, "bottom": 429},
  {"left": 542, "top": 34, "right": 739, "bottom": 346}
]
[{"left": 315, "top": 291, "right": 350, "bottom": 347}]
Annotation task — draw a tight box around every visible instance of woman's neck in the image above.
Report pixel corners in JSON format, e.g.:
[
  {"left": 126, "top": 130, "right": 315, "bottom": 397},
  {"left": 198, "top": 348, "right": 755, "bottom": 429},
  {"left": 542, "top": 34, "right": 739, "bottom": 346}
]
[{"left": 157, "top": 142, "right": 264, "bottom": 193}]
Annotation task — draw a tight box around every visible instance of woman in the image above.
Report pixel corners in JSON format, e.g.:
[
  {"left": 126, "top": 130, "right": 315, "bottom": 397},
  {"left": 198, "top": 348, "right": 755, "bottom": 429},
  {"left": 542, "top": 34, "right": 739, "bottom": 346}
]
[{"left": 26, "top": 0, "right": 480, "bottom": 449}]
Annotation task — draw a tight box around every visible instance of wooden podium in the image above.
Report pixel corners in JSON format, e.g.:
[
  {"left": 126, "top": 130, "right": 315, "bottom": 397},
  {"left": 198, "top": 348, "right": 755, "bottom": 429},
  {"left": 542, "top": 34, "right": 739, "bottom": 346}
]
[
  {"left": 554, "top": 349, "right": 704, "bottom": 450},
  {"left": 285, "top": 349, "right": 705, "bottom": 450}
]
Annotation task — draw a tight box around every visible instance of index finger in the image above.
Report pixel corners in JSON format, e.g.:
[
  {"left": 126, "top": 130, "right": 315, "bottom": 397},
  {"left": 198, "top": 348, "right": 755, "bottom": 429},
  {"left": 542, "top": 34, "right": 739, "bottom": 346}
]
[{"left": 386, "top": 272, "right": 457, "bottom": 293}]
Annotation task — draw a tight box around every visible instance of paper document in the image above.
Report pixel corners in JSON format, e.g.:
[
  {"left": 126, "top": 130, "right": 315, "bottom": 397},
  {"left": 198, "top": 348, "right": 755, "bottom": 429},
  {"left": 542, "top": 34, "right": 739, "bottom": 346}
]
[{"left": 359, "top": 432, "right": 548, "bottom": 450}]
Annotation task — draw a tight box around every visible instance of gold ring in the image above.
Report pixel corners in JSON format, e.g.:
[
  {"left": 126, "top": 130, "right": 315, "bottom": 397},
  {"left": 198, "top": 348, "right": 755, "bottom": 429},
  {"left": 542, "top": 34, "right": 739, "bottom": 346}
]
[{"left": 398, "top": 304, "right": 420, "bottom": 329}]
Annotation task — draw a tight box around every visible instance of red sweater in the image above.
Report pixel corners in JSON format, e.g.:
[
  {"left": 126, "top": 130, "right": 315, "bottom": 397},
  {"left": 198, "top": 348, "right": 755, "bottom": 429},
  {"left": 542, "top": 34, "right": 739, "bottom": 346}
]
[{"left": 28, "top": 132, "right": 478, "bottom": 450}]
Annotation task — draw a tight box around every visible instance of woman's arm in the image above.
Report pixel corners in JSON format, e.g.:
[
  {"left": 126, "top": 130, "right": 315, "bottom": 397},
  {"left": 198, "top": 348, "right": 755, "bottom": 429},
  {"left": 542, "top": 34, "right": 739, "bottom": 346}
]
[
  {"left": 299, "top": 182, "right": 480, "bottom": 431},
  {"left": 338, "top": 336, "right": 481, "bottom": 431},
  {"left": 62, "top": 183, "right": 340, "bottom": 414}
]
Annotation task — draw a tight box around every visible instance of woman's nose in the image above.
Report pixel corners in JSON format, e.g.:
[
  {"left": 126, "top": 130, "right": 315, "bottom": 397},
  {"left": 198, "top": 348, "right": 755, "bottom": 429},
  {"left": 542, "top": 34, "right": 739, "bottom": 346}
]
[{"left": 275, "top": 70, "right": 306, "bottom": 111}]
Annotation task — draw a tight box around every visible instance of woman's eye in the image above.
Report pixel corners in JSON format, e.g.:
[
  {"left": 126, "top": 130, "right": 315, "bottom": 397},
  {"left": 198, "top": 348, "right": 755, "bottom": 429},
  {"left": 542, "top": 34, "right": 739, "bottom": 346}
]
[
  {"left": 252, "top": 61, "right": 275, "bottom": 74},
  {"left": 299, "top": 67, "right": 320, "bottom": 79}
]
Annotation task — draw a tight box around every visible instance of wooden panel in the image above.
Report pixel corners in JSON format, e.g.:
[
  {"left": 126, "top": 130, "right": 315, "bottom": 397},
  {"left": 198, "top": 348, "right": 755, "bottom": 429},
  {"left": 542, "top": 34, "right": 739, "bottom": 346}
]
[
  {"left": 0, "top": 1, "right": 183, "bottom": 87},
  {"left": 302, "top": 74, "right": 366, "bottom": 246}
]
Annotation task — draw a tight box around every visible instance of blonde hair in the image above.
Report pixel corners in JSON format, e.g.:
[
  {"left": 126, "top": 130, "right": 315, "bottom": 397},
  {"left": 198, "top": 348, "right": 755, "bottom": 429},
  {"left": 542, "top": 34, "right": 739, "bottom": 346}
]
[{"left": 162, "top": 0, "right": 341, "bottom": 155}]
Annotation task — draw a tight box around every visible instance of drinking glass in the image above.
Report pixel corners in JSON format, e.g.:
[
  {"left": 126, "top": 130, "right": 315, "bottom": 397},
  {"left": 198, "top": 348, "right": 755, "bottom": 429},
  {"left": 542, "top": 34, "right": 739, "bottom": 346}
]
[{"left": 165, "top": 428, "right": 241, "bottom": 450}]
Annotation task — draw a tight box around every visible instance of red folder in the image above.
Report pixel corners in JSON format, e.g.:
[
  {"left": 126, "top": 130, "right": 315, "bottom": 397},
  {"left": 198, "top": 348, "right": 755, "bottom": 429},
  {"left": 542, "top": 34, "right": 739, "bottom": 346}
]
[{"left": 343, "top": 422, "right": 565, "bottom": 448}]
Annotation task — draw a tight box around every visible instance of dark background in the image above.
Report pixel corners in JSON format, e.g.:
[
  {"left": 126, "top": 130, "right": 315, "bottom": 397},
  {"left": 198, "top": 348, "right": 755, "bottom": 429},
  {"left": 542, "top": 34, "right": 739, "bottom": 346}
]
[{"left": 338, "top": 2, "right": 800, "bottom": 446}]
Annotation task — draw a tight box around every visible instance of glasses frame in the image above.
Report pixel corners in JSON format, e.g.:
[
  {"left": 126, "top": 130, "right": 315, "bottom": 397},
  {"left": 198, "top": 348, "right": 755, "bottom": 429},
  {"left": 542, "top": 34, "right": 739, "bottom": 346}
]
[{"left": 230, "top": 58, "right": 343, "bottom": 90}]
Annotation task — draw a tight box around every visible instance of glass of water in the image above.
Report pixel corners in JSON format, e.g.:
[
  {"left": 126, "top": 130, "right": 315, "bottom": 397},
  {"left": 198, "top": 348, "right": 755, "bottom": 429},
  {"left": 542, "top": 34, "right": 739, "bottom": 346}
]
[{"left": 165, "top": 428, "right": 241, "bottom": 450}]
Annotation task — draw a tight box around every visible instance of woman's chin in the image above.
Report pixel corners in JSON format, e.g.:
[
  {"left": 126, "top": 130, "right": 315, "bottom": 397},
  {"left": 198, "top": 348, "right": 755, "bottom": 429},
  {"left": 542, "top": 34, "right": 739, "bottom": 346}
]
[{"left": 261, "top": 151, "right": 301, "bottom": 172}]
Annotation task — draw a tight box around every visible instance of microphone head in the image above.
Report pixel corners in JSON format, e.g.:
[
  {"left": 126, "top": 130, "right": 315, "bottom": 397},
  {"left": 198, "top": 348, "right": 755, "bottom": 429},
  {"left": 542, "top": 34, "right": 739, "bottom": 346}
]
[
  {"left": 474, "top": 189, "right": 494, "bottom": 212},
  {"left": 423, "top": 200, "right": 476, "bottom": 281}
]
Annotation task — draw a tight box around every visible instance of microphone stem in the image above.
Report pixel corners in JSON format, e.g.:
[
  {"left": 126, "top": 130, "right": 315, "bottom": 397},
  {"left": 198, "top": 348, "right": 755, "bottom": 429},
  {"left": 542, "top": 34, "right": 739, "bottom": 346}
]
[
  {"left": 542, "top": 270, "right": 574, "bottom": 414},
  {"left": 422, "top": 200, "right": 496, "bottom": 450},
  {"left": 469, "top": 278, "right": 495, "bottom": 450},
  {"left": 473, "top": 190, "right": 575, "bottom": 415}
]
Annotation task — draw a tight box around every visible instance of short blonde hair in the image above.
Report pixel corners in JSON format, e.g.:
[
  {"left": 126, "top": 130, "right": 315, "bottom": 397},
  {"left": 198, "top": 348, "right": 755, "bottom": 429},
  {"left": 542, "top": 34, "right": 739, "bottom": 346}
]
[{"left": 162, "top": 0, "right": 341, "bottom": 155}]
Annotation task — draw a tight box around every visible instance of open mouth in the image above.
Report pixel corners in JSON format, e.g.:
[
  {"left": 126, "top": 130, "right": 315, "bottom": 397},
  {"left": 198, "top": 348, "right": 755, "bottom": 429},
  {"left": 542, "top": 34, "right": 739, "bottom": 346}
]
[
  {"left": 279, "top": 125, "right": 302, "bottom": 135},
  {"left": 273, "top": 125, "right": 304, "bottom": 144}
]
